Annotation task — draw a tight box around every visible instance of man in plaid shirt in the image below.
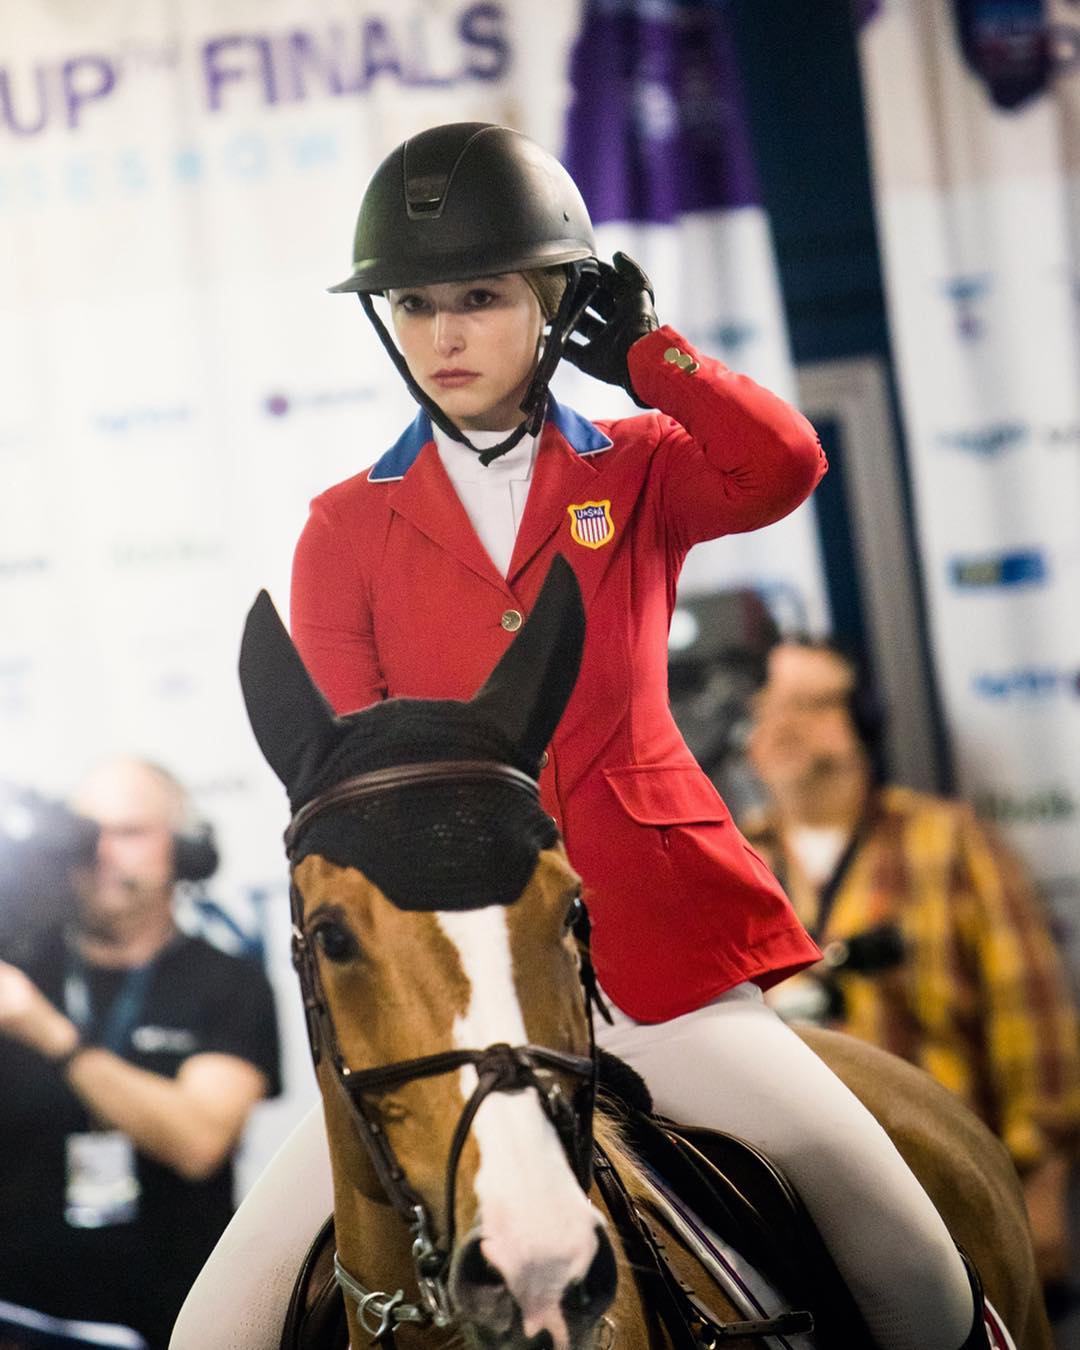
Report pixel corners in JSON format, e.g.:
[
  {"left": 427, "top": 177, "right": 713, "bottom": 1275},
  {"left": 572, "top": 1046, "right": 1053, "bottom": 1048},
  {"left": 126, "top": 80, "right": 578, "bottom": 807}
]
[{"left": 743, "top": 639, "right": 1080, "bottom": 1287}]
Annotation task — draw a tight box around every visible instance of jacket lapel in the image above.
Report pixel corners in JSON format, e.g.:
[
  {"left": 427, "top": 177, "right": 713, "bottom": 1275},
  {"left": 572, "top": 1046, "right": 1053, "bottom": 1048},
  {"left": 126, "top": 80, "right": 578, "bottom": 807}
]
[
  {"left": 506, "top": 420, "right": 601, "bottom": 585},
  {"left": 508, "top": 403, "right": 648, "bottom": 613},
  {"left": 388, "top": 442, "right": 513, "bottom": 597}
]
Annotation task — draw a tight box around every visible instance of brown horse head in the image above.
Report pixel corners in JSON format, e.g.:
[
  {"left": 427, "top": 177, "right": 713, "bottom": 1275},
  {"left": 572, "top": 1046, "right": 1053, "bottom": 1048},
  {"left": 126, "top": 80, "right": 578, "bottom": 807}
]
[{"left": 240, "top": 558, "right": 616, "bottom": 1350}]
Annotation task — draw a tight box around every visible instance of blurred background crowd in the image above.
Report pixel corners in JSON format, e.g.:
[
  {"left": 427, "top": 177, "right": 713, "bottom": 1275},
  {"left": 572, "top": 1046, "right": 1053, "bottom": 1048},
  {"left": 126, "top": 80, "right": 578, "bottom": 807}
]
[{"left": 2, "top": 0, "right": 1079, "bottom": 1345}]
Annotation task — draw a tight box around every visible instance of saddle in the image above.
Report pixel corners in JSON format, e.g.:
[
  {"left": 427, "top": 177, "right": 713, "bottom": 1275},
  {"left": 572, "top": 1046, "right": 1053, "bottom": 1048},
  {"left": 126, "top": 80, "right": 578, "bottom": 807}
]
[
  {"left": 616, "top": 1107, "right": 874, "bottom": 1346},
  {"left": 280, "top": 1107, "right": 874, "bottom": 1350}
]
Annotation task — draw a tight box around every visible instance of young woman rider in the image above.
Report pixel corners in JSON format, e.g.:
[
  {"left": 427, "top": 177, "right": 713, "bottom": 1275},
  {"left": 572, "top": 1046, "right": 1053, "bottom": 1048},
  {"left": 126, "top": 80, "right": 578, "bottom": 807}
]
[{"left": 172, "top": 123, "right": 987, "bottom": 1350}]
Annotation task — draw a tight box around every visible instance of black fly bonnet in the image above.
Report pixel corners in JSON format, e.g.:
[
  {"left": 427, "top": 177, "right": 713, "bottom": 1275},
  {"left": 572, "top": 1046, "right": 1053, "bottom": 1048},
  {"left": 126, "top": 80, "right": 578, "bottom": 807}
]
[
  {"left": 238, "top": 557, "right": 584, "bottom": 912},
  {"left": 283, "top": 702, "right": 557, "bottom": 912}
]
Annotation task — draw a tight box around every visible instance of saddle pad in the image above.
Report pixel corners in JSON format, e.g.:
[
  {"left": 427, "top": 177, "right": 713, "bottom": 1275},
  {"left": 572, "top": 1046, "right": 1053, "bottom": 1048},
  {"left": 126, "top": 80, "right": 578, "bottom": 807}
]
[{"left": 984, "top": 1299, "right": 1017, "bottom": 1350}]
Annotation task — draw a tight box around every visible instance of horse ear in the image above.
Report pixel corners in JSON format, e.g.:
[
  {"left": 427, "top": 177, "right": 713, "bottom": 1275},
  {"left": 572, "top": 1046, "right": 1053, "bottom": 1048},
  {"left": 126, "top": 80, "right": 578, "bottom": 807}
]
[
  {"left": 472, "top": 556, "right": 585, "bottom": 764},
  {"left": 238, "top": 590, "right": 339, "bottom": 797}
]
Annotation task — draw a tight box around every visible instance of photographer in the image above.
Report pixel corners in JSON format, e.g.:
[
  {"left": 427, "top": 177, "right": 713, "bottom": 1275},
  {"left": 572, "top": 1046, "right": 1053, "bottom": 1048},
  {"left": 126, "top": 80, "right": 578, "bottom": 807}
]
[
  {"left": 743, "top": 638, "right": 1080, "bottom": 1288},
  {"left": 0, "top": 758, "right": 281, "bottom": 1350}
]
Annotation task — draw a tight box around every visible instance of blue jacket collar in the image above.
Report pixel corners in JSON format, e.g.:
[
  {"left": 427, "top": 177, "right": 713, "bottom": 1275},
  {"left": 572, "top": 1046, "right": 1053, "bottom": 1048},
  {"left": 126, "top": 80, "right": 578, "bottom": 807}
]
[{"left": 367, "top": 399, "right": 613, "bottom": 483}]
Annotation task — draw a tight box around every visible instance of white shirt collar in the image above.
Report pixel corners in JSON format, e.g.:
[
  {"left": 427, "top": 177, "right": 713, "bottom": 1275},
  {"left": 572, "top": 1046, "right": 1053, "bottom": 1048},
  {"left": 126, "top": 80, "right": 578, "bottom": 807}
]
[{"left": 433, "top": 424, "right": 538, "bottom": 484}]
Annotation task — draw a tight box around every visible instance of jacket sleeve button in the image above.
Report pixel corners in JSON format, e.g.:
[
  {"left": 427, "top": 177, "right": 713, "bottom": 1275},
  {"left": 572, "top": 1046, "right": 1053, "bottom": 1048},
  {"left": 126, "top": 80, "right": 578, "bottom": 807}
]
[{"left": 539, "top": 750, "right": 549, "bottom": 769}]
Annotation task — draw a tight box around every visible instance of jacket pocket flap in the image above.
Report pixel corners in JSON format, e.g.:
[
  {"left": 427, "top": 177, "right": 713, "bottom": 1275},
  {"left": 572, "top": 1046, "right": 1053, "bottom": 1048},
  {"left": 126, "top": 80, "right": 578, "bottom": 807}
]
[{"left": 603, "top": 765, "right": 730, "bottom": 826}]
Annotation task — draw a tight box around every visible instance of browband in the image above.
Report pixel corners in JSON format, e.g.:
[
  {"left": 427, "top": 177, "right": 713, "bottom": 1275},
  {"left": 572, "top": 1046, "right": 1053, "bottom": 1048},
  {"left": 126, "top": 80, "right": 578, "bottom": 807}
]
[{"left": 284, "top": 759, "right": 540, "bottom": 857}]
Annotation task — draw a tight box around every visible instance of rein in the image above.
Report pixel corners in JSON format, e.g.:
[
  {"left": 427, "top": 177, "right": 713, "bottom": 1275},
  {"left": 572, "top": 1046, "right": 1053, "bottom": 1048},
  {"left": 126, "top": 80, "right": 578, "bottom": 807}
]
[{"left": 285, "top": 760, "right": 600, "bottom": 1338}]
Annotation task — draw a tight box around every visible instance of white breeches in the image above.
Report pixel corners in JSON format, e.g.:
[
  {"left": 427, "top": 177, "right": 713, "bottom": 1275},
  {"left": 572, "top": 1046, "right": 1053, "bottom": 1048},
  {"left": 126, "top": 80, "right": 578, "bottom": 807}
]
[
  {"left": 595, "top": 982, "right": 973, "bottom": 1350},
  {"left": 170, "top": 1104, "right": 334, "bottom": 1350}
]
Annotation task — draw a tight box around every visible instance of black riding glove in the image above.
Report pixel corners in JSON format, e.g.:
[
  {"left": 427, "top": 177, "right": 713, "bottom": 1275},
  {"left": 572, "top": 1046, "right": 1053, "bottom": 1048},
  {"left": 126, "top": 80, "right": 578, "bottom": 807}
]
[{"left": 563, "top": 252, "right": 659, "bottom": 408}]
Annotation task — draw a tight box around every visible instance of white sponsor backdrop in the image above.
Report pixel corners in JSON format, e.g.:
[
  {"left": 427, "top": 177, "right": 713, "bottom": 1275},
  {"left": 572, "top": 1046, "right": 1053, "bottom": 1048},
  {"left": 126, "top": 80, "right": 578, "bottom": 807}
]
[
  {"left": 858, "top": 0, "right": 1080, "bottom": 972},
  {"left": 0, "top": 0, "right": 826, "bottom": 1184}
]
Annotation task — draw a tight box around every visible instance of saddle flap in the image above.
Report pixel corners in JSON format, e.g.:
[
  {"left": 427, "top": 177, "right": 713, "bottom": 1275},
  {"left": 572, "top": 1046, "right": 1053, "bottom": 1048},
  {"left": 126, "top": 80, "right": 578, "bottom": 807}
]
[
  {"left": 623, "top": 1110, "right": 875, "bottom": 1348},
  {"left": 280, "top": 1214, "right": 348, "bottom": 1350}
]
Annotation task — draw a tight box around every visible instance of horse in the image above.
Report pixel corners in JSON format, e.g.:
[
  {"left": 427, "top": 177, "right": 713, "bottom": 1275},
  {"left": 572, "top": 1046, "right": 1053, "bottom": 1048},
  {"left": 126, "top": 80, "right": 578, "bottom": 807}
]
[{"left": 238, "top": 557, "right": 1051, "bottom": 1350}]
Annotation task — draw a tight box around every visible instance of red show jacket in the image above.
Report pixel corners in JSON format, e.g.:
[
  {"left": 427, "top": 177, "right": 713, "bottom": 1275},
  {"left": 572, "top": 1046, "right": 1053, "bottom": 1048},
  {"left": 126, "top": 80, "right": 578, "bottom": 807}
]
[{"left": 291, "top": 327, "right": 824, "bottom": 1021}]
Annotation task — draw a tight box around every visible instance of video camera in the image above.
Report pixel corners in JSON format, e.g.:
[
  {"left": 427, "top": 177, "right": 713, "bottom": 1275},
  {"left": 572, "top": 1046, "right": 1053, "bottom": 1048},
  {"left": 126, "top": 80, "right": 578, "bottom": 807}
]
[{"left": 0, "top": 782, "right": 99, "bottom": 960}]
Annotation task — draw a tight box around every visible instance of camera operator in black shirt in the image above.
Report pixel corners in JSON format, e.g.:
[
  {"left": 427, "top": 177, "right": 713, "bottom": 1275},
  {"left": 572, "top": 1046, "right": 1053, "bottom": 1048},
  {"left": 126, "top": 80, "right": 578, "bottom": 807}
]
[{"left": 0, "top": 758, "right": 281, "bottom": 1349}]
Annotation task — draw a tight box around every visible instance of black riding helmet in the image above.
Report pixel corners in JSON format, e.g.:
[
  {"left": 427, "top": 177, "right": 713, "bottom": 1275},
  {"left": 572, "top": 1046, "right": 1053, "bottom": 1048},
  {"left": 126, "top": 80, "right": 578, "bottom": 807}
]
[{"left": 329, "top": 122, "right": 600, "bottom": 464}]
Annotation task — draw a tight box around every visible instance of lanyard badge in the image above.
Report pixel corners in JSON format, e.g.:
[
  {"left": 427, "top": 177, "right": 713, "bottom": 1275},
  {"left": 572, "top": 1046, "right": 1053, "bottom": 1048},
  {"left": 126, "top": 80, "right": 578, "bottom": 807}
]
[{"left": 65, "top": 1131, "right": 140, "bottom": 1228}]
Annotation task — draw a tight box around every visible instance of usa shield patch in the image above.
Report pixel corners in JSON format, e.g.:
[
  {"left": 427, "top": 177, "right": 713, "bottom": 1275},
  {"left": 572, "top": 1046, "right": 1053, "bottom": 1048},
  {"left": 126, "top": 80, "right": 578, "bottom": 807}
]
[{"left": 567, "top": 500, "right": 615, "bottom": 550}]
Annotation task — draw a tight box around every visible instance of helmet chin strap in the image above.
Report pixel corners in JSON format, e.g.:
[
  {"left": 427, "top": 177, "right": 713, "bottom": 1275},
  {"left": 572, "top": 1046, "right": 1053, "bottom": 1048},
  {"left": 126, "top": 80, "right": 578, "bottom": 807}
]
[{"left": 358, "top": 259, "right": 601, "bottom": 467}]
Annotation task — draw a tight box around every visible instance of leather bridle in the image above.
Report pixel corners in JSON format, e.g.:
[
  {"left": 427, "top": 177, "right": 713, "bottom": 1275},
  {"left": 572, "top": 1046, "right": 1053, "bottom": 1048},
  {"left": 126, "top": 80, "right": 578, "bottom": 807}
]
[{"left": 284, "top": 759, "right": 602, "bottom": 1333}]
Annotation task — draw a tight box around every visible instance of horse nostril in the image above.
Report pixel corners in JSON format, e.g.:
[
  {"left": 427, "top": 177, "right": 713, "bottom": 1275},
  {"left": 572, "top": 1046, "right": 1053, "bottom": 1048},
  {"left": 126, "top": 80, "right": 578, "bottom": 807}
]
[
  {"left": 451, "top": 1235, "right": 516, "bottom": 1336},
  {"left": 458, "top": 1235, "right": 507, "bottom": 1289},
  {"left": 563, "top": 1226, "right": 617, "bottom": 1320}
]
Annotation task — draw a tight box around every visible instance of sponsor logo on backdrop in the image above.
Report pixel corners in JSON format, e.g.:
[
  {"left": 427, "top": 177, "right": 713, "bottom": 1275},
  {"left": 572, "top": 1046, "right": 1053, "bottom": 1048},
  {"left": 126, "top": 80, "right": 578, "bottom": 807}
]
[
  {"left": 0, "top": 428, "right": 31, "bottom": 454},
  {"left": 0, "top": 555, "right": 51, "bottom": 579},
  {"left": 936, "top": 422, "right": 1030, "bottom": 456},
  {"left": 93, "top": 405, "right": 193, "bottom": 436},
  {"left": 701, "top": 321, "right": 761, "bottom": 360},
  {"left": 0, "top": 657, "right": 33, "bottom": 716},
  {"left": 974, "top": 785, "right": 1077, "bottom": 825},
  {"left": 932, "top": 423, "right": 1080, "bottom": 455},
  {"left": 0, "top": 130, "right": 345, "bottom": 210},
  {"left": 112, "top": 536, "right": 224, "bottom": 570},
  {"left": 132, "top": 629, "right": 225, "bottom": 701},
  {"left": 154, "top": 670, "right": 198, "bottom": 700},
  {"left": 971, "top": 667, "right": 1080, "bottom": 700},
  {"left": 948, "top": 548, "right": 1048, "bottom": 589},
  {"left": 0, "top": 6, "right": 507, "bottom": 138},
  {"left": 941, "top": 273, "right": 992, "bottom": 341},
  {"left": 188, "top": 773, "right": 251, "bottom": 801},
  {"left": 1047, "top": 423, "right": 1080, "bottom": 448},
  {"left": 263, "top": 386, "right": 377, "bottom": 418}
]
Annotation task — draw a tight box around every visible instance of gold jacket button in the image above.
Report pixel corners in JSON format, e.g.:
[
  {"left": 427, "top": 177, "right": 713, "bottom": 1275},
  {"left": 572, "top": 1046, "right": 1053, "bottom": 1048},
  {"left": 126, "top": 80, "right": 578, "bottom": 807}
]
[
  {"left": 539, "top": 750, "right": 549, "bottom": 769},
  {"left": 501, "top": 609, "right": 523, "bottom": 632},
  {"left": 664, "top": 346, "right": 698, "bottom": 374}
]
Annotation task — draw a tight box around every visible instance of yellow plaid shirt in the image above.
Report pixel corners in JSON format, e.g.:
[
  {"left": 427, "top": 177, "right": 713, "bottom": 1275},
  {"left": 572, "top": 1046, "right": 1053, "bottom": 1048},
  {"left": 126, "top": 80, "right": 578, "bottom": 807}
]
[{"left": 744, "top": 786, "right": 1080, "bottom": 1172}]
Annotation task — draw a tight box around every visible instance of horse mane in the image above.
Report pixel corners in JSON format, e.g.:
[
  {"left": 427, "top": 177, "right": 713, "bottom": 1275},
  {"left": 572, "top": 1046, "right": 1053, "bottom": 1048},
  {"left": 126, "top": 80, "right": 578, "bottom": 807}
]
[{"left": 594, "top": 1105, "right": 654, "bottom": 1210}]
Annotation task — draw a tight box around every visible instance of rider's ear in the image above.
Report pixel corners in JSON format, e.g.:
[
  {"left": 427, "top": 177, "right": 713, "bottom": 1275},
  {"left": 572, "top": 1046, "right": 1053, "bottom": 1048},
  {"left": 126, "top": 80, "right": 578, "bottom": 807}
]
[
  {"left": 238, "top": 590, "right": 340, "bottom": 800},
  {"left": 472, "top": 555, "right": 585, "bottom": 766}
]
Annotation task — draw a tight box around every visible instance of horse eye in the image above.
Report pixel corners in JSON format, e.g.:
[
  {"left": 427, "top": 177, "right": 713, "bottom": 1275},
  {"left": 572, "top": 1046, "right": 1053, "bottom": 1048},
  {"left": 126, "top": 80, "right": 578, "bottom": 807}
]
[
  {"left": 312, "top": 920, "right": 360, "bottom": 963},
  {"left": 563, "top": 895, "right": 584, "bottom": 937}
]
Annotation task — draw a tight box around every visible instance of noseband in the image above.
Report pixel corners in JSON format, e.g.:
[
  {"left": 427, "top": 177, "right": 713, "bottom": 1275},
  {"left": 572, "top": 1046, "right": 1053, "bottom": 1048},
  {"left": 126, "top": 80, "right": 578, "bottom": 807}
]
[{"left": 285, "top": 760, "right": 601, "bottom": 1334}]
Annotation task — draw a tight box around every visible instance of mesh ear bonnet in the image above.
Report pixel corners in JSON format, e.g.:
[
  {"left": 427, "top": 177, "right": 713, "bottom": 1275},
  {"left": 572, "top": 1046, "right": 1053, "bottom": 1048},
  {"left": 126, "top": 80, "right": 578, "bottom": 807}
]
[{"left": 288, "top": 699, "right": 558, "bottom": 912}]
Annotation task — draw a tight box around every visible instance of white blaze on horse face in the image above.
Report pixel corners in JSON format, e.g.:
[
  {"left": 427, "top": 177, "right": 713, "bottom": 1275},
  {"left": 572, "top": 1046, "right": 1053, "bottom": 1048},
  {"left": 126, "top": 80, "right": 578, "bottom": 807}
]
[{"left": 435, "top": 907, "right": 600, "bottom": 1348}]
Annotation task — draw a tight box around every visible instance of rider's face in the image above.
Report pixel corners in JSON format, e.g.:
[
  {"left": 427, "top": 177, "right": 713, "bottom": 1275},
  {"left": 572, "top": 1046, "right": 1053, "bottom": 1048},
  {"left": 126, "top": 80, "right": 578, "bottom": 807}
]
[{"left": 388, "top": 274, "right": 544, "bottom": 432}]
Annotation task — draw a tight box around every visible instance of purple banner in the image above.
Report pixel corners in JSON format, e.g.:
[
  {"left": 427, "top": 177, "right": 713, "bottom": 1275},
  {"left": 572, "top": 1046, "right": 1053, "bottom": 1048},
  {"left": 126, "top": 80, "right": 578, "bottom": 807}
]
[{"left": 562, "top": 0, "right": 759, "bottom": 225}]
